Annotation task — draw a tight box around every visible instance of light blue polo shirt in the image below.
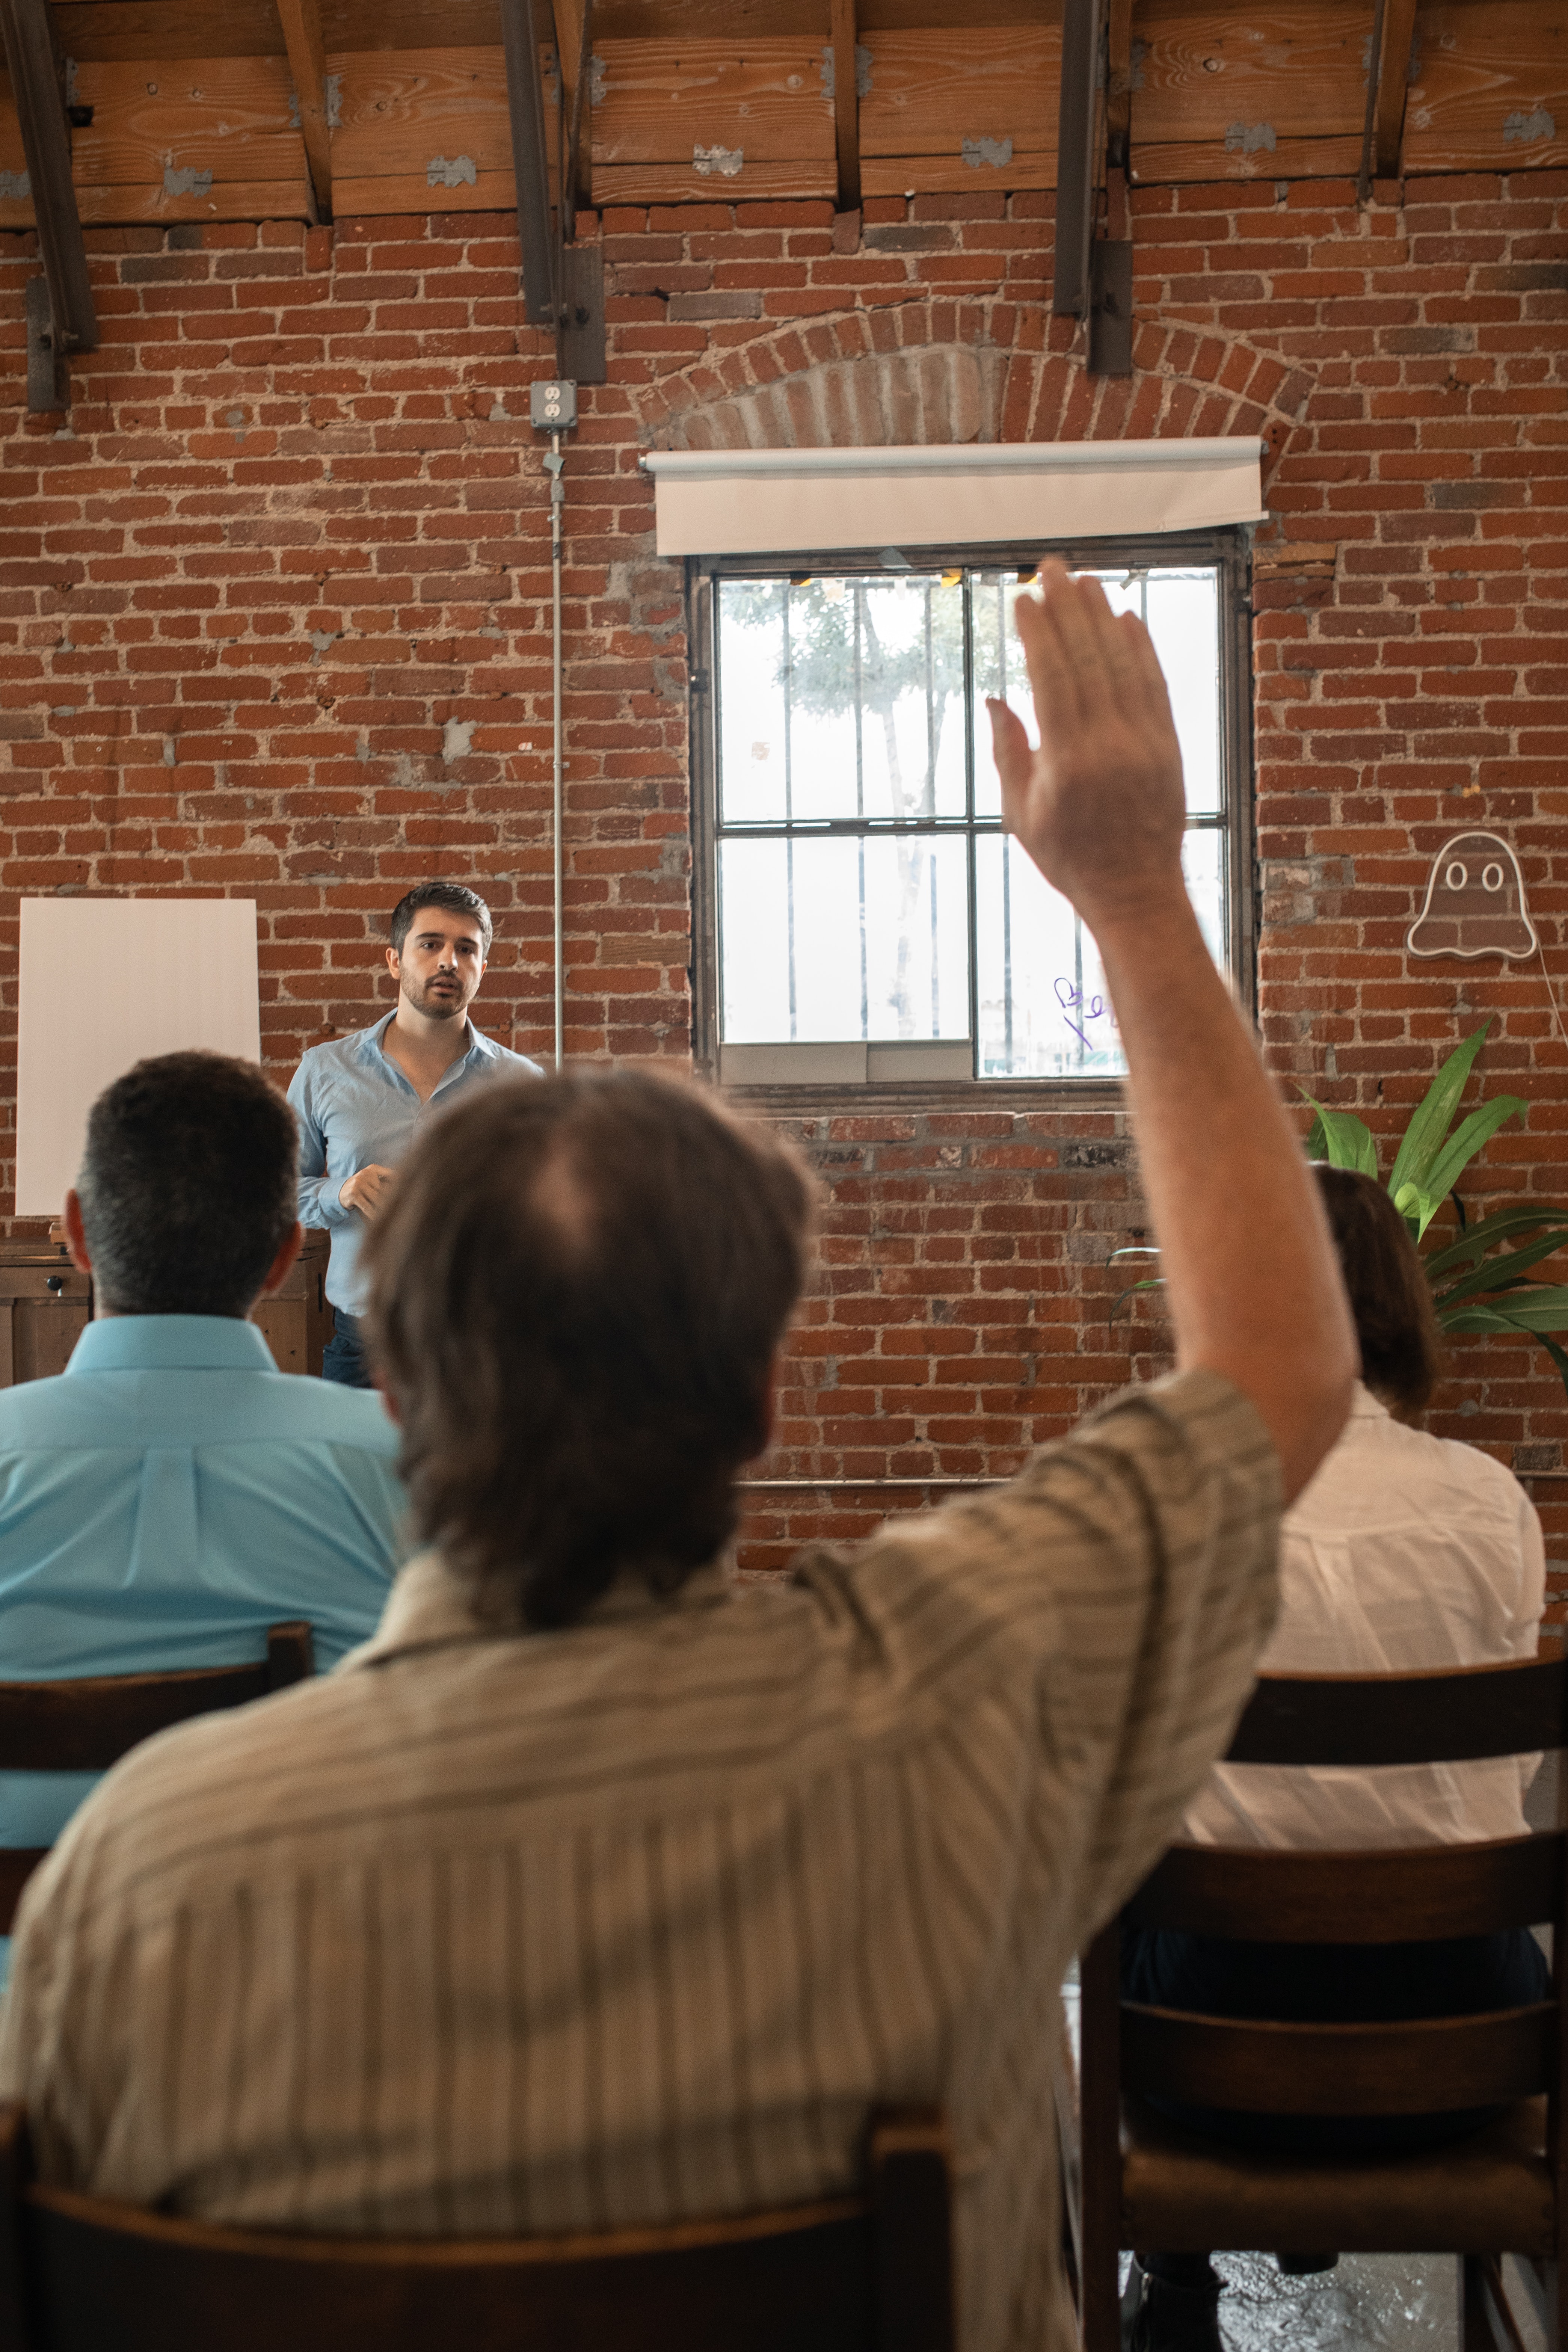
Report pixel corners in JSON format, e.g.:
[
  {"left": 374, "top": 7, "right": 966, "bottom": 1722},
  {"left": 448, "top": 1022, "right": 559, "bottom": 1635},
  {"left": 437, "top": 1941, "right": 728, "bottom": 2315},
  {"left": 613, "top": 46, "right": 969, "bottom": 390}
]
[
  {"left": 0, "top": 1315, "right": 408, "bottom": 1969},
  {"left": 288, "top": 1014, "right": 543, "bottom": 1315}
]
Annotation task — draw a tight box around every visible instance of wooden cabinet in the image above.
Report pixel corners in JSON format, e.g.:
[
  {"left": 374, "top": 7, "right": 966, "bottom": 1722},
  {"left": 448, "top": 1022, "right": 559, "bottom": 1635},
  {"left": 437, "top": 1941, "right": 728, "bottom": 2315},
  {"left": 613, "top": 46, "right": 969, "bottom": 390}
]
[
  {"left": 0, "top": 1229, "right": 332, "bottom": 1387},
  {"left": 251, "top": 1230, "right": 332, "bottom": 1378},
  {"left": 0, "top": 1244, "right": 92, "bottom": 1386}
]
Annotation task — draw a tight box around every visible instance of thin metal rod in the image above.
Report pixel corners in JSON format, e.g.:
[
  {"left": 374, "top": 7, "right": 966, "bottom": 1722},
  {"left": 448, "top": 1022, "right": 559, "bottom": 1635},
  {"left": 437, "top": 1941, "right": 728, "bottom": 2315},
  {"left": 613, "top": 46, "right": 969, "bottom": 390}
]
[
  {"left": 550, "top": 427, "right": 565, "bottom": 1070},
  {"left": 741, "top": 1477, "right": 1007, "bottom": 1491}
]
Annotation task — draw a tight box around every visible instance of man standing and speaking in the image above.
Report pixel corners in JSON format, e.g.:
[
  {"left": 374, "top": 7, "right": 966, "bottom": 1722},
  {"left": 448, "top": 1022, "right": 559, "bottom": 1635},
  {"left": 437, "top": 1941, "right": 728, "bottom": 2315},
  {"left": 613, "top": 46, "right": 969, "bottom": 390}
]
[{"left": 288, "top": 882, "right": 542, "bottom": 1386}]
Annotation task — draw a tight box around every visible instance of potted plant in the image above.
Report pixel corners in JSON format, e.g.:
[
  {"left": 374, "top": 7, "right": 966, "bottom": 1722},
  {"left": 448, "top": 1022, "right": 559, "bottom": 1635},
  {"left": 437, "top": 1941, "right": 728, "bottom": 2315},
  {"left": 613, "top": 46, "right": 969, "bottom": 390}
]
[{"left": 1112, "top": 1020, "right": 1568, "bottom": 1395}]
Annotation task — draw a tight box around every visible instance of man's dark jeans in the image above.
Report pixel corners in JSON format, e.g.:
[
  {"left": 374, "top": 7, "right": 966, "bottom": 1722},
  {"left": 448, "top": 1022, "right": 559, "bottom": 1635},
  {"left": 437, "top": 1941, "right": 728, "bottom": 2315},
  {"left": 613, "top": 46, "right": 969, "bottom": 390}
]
[{"left": 321, "top": 1309, "right": 373, "bottom": 1390}]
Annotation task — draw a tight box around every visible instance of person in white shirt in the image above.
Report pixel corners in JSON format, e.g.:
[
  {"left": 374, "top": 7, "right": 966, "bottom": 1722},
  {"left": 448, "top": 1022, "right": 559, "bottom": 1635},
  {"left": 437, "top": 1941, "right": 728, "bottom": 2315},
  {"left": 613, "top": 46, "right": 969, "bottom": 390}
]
[{"left": 1124, "top": 1164, "right": 1550, "bottom": 2352}]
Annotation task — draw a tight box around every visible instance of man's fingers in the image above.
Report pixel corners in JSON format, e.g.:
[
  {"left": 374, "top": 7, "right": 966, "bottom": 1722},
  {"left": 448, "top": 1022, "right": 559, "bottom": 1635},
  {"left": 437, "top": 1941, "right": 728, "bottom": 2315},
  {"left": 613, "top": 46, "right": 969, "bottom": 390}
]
[
  {"left": 1013, "top": 584, "right": 1079, "bottom": 732},
  {"left": 1037, "top": 567, "right": 1115, "bottom": 713}
]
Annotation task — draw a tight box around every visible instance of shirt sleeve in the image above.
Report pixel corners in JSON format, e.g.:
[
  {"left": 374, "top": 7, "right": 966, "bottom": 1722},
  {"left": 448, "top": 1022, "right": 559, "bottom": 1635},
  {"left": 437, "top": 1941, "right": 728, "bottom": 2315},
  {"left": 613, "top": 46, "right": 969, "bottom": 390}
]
[
  {"left": 287, "top": 1054, "right": 353, "bottom": 1229},
  {"left": 795, "top": 1367, "right": 1284, "bottom": 1948}
]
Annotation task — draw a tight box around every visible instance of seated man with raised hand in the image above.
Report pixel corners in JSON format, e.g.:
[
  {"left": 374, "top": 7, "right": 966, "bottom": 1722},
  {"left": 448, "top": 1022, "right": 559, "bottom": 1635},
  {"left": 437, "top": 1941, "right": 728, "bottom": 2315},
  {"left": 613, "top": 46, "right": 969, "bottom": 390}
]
[
  {"left": 0, "top": 1051, "right": 406, "bottom": 1971},
  {"left": 0, "top": 569, "right": 1355, "bottom": 2352}
]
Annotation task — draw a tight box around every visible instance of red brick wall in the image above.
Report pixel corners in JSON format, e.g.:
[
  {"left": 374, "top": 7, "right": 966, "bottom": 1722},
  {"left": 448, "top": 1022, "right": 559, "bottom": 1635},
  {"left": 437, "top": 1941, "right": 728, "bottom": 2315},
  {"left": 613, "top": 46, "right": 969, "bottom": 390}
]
[{"left": 2, "top": 174, "right": 1566, "bottom": 1594}]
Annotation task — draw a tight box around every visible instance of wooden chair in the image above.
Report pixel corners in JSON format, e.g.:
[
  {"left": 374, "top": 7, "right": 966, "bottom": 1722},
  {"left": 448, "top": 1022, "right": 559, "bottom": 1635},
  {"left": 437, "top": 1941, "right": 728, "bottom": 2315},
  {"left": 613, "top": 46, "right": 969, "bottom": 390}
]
[
  {"left": 0, "top": 1622, "right": 313, "bottom": 1932},
  {"left": 0, "top": 2103, "right": 955, "bottom": 2352},
  {"left": 1059, "top": 1657, "right": 1568, "bottom": 2352}
]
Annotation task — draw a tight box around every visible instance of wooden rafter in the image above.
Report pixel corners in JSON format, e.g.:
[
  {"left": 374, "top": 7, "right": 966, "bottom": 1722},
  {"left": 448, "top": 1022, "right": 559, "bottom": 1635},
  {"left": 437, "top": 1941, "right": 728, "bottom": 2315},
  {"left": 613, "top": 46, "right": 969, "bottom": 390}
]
[
  {"left": 1373, "top": 0, "right": 1419, "bottom": 177},
  {"left": 830, "top": 0, "right": 860, "bottom": 212},
  {"left": 274, "top": 0, "right": 332, "bottom": 219}
]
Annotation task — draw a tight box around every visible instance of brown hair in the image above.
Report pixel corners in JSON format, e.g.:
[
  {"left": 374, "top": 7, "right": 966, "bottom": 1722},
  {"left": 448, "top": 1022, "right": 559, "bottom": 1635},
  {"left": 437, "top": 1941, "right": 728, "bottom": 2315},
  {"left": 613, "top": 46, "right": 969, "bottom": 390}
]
[
  {"left": 362, "top": 1069, "right": 813, "bottom": 1629},
  {"left": 1312, "top": 1164, "right": 1442, "bottom": 1415}
]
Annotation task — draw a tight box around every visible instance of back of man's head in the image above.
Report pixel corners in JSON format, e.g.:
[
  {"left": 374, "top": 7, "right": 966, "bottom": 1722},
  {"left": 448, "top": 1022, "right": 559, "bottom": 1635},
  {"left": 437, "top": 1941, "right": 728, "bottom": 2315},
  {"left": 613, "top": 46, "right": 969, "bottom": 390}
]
[
  {"left": 364, "top": 1069, "right": 813, "bottom": 1629},
  {"left": 77, "top": 1052, "right": 299, "bottom": 1319}
]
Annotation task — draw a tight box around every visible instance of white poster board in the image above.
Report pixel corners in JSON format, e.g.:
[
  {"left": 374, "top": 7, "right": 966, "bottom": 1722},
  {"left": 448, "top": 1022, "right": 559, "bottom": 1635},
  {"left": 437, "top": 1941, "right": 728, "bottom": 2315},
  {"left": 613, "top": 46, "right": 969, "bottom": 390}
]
[{"left": 15, "top": 898, "right": 261, "bottom": 1216}]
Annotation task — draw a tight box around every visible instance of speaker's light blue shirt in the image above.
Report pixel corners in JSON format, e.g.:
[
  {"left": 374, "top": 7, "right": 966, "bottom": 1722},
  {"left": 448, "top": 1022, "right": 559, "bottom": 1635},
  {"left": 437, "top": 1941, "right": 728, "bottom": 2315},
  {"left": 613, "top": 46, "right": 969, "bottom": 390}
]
[
  {"left": 0, "top": 1316, "right": 407, "bottom": 1943},
  {"left": 287, "top": 1014, "right": 543, "bottom": 1315}
]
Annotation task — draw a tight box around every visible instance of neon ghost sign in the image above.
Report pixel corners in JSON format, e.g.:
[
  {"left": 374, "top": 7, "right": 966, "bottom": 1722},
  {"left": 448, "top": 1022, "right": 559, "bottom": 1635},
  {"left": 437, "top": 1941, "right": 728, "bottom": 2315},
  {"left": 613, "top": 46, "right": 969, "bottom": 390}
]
[{"left": 1406, "top": 831, "right": 1538, "bottom": 962}]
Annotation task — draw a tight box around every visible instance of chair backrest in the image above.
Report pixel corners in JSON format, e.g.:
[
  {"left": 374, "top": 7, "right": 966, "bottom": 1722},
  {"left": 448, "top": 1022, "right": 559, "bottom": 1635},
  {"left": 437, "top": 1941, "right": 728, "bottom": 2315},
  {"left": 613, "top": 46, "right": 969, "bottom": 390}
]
[
  {"left": 0, "top": 1623, "right": 313, "bottom": 1932},
  {"left": 0, "top": 2103, "right": 957, "bottom": 2352},
  {"left": 1083, "top": 1657, "right": 1568, "bottom": 2127}
]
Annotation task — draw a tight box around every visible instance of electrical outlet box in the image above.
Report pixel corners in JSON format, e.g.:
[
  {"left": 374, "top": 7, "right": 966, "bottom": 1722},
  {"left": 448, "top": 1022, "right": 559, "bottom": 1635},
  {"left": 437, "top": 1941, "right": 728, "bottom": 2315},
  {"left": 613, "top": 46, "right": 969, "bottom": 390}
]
[{"left": 530, "top": 380, "right": 578, "bottom": 429}]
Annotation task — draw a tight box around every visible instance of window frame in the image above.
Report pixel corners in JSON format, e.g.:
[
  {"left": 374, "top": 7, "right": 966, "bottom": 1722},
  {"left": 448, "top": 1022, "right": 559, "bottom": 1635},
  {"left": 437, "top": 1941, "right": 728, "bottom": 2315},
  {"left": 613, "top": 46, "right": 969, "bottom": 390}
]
[{"left": 687, "top": 527, "right": 1256, "bottom": 1106}]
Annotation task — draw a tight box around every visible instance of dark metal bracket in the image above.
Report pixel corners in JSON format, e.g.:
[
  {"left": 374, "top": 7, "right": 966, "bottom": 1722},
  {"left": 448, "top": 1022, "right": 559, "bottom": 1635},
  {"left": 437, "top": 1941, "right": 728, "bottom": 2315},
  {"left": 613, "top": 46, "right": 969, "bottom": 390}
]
[
  {"left": 0, "top": 0, "right": 99, "bottom": 414},
  {"left": 500, "top": 0, "right": 605, "bottom": 385},
  {"left": 1088, "top": 239, "right": 1133, "bottom": 377},
  {"left": 25, "top": 275, "right": 67, "bottom": 411}
]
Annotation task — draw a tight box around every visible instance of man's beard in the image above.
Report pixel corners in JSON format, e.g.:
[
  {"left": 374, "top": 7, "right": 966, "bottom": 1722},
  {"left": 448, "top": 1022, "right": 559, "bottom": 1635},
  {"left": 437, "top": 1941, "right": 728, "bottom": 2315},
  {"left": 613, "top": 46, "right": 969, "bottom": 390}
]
[{"left": 407, "top": 976, "right": 466, "bottom": 1019}]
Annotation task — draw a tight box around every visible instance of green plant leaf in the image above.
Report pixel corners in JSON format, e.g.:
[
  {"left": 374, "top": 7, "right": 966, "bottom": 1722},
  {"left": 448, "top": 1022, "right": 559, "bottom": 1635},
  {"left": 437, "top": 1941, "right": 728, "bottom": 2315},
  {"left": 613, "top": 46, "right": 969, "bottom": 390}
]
[
  {"left": 1386, "top": 1020, "right": 1492, "bottom": 1205},
  {"left": 1444, "top": 1286, "right": 1568, "bottom": 1334},
  {"left": 1297, "top": 1094, "right": 1379, "bottom": 1178},
  {"left": 1431, "top": 1230, "right": 1568, "bottom": 1310},
  {"left": 1303, "top": 1111, "right": 1328, "bottom": 1160},
  {"left": 1529, "top": 1326, "right": 1568, "bottom": 1406},
  {"left": 1424, "top": 1205, "right": 1568, "bottom": 1279},
  {"left": 1419, "top": 1096, "right": 1527, "bottom": 1206},
  {"left": 1393, "top": 1181, "right": 1442, "bottom": 1241},
  {"left": 1108, "top": 1276, "right": 1166, "bottom": 1328},
  {"left": 1440, "top": 1305, "right": 1530, "bottom": 1334}
]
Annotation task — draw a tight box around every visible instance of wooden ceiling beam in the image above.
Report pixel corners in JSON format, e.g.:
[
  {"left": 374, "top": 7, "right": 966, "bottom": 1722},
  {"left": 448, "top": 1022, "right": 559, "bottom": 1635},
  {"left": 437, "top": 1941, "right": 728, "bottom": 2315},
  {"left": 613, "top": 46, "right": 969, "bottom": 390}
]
[
  {"left": 1372, "top": 0, "right": 1418, "bottom": 177},
  {"left": 274, "top": 0, "right": 332, "bottom": 219},
  {"left": 830, "top": 0, "right": 860, "bottom": 210}
]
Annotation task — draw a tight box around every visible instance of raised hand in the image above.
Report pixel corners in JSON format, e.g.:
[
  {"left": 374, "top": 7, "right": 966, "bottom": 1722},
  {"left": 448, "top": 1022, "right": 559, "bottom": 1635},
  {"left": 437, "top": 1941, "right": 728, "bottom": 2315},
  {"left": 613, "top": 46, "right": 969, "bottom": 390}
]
[{"left": 987, "top": 559, "right": 1186, "bottom": 935}]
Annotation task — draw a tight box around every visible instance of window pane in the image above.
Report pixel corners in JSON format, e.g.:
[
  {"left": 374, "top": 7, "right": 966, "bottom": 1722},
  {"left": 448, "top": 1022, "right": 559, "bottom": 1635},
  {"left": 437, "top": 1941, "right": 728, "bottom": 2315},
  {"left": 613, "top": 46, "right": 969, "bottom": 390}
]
[
  {"left": 976, "top": 826, "right": 1227, "bottom": 1078},
  {"left": 717, "top": 580, "right": 789, "bottom": 825},
  {"left": 970, "top": 570, "right": 1031, "bottom": 820},
  {"left": 970, "top": 565, "right": 1224, "bottom": 821},
  {"left": 1146, "top": 570, "right": 1223, "bottom": 815},
  {"left": 975, "top": 836, "right": 1124, "bottom": 1078},
  {"left": 717, "top": 574, "right": 966, "bottom": 826},
  {"left": 720, "top": 833, "right": 970, "bottom": 1043},
  {"left": 1182, "top": 825, "right": 1226, "bottom": 966}
]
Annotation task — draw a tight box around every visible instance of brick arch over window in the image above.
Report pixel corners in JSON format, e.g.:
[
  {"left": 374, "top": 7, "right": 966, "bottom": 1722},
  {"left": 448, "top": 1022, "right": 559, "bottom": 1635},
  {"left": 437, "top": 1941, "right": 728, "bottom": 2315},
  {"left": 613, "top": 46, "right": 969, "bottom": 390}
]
[{"left": 631, "top": 300, "right": 1313, "bottom": 481}]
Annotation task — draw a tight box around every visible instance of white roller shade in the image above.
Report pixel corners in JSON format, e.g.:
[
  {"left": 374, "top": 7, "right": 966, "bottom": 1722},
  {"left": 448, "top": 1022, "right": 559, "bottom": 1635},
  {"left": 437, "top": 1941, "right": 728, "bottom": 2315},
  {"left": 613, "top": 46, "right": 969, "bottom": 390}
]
[{"left": 642, "top": 437, "right": 1265, "bottom": 558}]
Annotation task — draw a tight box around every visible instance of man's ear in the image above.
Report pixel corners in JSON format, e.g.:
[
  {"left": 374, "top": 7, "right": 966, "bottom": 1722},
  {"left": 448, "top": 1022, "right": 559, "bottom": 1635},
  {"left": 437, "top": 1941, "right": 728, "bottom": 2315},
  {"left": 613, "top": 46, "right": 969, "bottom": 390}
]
[
  {"left": 384, "top": 946, "right": 401, "bottom": 984},
  {"left": 63, "top": 1189, "right": 92, "bottom": 1276},
  {"left": 258, "top": 1222, "right": 304, "bottom": 1300}
]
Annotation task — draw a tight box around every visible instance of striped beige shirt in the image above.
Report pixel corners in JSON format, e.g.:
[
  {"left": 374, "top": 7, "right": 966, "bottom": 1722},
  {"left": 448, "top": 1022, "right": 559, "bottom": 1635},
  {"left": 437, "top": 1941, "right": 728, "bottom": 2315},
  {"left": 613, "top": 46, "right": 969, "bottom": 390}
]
[{"left": 0, "top": 1369, "right": 1280, "bottom": 2352}]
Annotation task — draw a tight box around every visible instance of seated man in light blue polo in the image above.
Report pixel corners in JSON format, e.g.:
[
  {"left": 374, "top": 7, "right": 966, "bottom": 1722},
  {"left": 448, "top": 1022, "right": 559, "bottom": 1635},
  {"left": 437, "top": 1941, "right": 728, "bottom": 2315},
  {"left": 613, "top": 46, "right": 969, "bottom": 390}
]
[
  {"left": 0, "top": 1049, "right": 406, "bottom": 1976},
  {"left": 287, "top": 880, "right": 543, "bottom": 1389}
]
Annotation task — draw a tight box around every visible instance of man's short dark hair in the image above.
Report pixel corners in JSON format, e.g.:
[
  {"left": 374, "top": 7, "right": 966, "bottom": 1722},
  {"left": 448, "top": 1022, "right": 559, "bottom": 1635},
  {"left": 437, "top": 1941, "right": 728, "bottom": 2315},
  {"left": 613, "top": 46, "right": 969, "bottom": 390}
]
[
  {"left": 363, "top": 1070, "right": 813, "bottom": 1630},
  {"left": 76, "top": 1052, "right": 298, "bottom": 1319},
  {"left": 1313, "top": 1164, "right": 1443, "bottom": 1415},
  {"left": 389, "top": 882, "right": 493, "bottom": 960}
]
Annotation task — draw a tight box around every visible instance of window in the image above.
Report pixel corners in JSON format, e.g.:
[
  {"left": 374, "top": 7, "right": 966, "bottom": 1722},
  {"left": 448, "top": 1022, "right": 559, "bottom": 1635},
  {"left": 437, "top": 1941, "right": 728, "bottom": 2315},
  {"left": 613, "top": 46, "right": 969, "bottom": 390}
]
[{"left": 690, "top": 533, "right": 1253, "bottom": 1091}]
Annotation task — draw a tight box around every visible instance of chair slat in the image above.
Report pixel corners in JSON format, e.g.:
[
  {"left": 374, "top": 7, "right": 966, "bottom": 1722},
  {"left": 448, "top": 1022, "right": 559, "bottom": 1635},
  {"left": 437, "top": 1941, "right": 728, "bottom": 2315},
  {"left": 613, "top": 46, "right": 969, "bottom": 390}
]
[
  {"left": 1124, "top": 1834, "right": 1565, "bottom": 1943},
  {"left": 5, "top": 2104, "right": 955, "bottom": 2352},
  {"left": 0, "top": 1851, "right": 51, "bottom": 1938},
  {"left": 1227, "top": 1659, "right": 1568, "bottom": 1769},
  {"left": 0, "top": 1622, "right": 314, "bottom": 1773},
  {"left": 1120, "top": 2002, "right": 1554, "bottom": 2115}
]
